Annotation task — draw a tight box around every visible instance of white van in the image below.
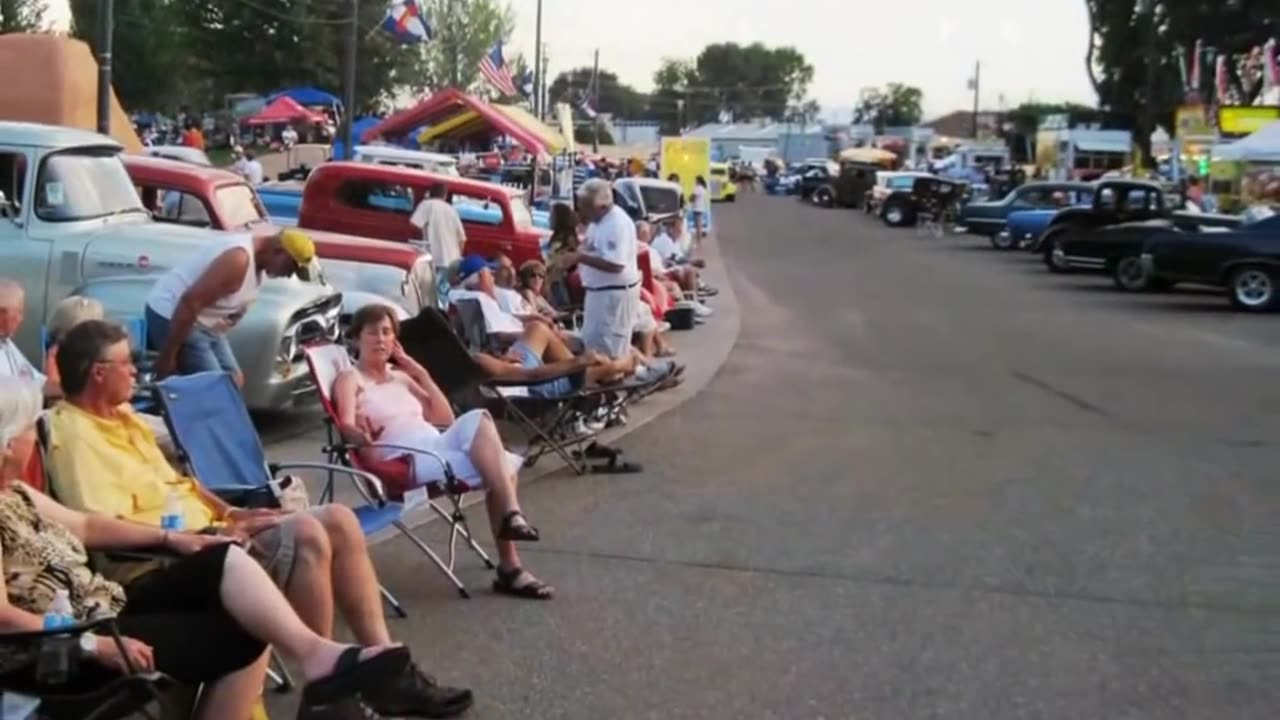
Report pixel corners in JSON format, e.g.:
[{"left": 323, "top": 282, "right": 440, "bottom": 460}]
[{"left": 351, "top": 145, "right": 460, "bottom": 176}]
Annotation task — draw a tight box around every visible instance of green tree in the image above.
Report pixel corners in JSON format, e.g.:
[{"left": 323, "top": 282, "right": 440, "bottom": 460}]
[
  {"left": 421, "top": 0, "right": 513, "bottom": 92},
  {"left": 649, "top": 58, "right": 697, "bottom": 134},
  {"left": 70, "top": 0, "right": 193, "bottom": 111},
  {"left": 548, "top": 67, "right": 647, "bottom": 118},
  {"left": 0, "top": 0, "right": 46, "bottom": 33},
  {"left": 853, "top": 83, "right": 924, "bottom": 131},
  {"left": 649, "top": 44, "right": 814, "bottom": 127}
]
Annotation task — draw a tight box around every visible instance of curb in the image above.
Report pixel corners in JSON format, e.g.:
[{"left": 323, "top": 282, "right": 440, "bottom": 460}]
[{"left": 376, "top": 230, "right": 742, "bottom": 541}]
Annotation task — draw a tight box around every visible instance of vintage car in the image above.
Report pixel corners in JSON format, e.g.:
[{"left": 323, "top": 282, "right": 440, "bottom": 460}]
[
  {"left": 868, "top": 172, "right": 929, "bottom": 222},
  {"left": 145, "top": 145, "right": 212, "bottom": 167},
  {"left": 351, "top": 144, "right": 460, "bottom": 175},
  {"left": 291, "top": 162, "right": 549, "bottom": 268},
  {"left": 708, "top": 162, "right": 737, "bottom": 202},
  {"left": 1041, "top": 180, "right": 1241, "bottom": 289},
  {"left": 1003, "top": 201, "right": 1094, "bottom": 252},
  {"left": 800, "top": 161, "right": 879, "bottom": 210},
  {"left": 0, "top": 121, "right": 340, "bottom": 410},
  {"left": 877, "top": 173, "right": 962, "bottom": 227},
  {"left": 1142, "top": 206, "right": 1280, "bottom": 311},
  {"left": 957, "top": 181, "right": 1095, "bottom": 243},
  {"left": 123, "top": 155, "right": 433, "bottom": 322}
]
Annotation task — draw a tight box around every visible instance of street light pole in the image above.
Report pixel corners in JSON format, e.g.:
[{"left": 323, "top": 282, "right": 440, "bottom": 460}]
[
  {"left": 96, "top": 0, "right": 114, "bottom": 135},
  {"left": 533, "top": 0, "right": 543, "bottom": 118},
  {"left": 340, "top": 0, "right": 359, "bottom": 160},
  {"left": 591, "top": 48, "right": 600, "bottom": 152}
]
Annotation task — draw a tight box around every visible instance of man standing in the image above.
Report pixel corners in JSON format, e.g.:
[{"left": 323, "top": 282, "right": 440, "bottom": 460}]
[
  {"left": 242, "top": 150, "right": 265, "bottom": 186},
  {"left": 409, "top": 183, "right": 467, "bottom": 308},
  {"left": 145, "top": 229, "right": 316, "bottom": 387},
  {"left": 572, "top": 179, "right": 642, "bottom": 378},
  {"left": 0, "top": 279, "right": 58, "bottom": 397}
]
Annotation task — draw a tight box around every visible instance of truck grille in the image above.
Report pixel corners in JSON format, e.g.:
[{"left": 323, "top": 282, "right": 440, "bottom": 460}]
[{"left": 287, "top": 294, "right": 343, "bottom": 360}]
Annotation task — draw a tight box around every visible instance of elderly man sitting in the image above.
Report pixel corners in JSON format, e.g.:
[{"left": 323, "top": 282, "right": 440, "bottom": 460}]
[
  {"left": 0, "top": 279, "right": 59, "bottom": 398},
  {"left": 45, "top": 319, "right": 473, "bottom": 719}
]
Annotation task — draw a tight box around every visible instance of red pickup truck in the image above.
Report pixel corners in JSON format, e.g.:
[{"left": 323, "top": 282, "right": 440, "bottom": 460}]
[
  {"left": 295, "top": 162, "right": 548, "bottom": 267},
  {"left": 123, "top": 155, "right": 434, "bottom": 320}
]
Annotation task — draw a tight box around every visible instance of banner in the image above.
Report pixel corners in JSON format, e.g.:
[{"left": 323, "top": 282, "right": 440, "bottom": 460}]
[
  {"left": 1218, "top": 106, "right": 1280, "bottom": 137},
  {"left": 555, "top": 102, "right": 576, "bottom": 154},
  {"left": 1175, "top": 104, "right": 1214, "bottom": 139}
]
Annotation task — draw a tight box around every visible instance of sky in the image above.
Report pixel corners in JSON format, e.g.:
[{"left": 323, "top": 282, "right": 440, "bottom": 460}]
[{"left": 45, "top": 0, "right": 1099, "bottom": 122}]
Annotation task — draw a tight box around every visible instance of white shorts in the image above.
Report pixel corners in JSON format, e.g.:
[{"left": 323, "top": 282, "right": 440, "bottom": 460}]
[{"left": 582, "top": 285, "right": 639, "bottom": 359}]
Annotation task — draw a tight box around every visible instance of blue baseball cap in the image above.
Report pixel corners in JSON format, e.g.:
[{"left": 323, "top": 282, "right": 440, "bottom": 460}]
[{"left": 456, "top": 255, "right": 499, "bottom": 283}]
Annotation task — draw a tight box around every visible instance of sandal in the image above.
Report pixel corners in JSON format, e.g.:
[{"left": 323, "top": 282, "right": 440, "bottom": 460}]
[
  {"left": 587, "top": 451, "right": 644, "bottom": 474},
  {"left": 301, "top": 645, "right": 411, "bottom": 708},
  {"left": 493, "top": 566, "right": 554, "bottom": 600},
  {"left": 496, "top": 510, "right": 540, "bottom": 542}
]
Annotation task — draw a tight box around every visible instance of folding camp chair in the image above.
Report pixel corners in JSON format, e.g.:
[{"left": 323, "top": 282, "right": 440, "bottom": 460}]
[
  {"left": 0, "top": 618, "right": 174, "bottom": 720},
  {"left": 41, "top": 315, "right": 156, "bottom": 413},
  {"left": 302, "top": 344, "right": 494, "bottom": 598},
  {"left": 399, "top": 307, "right": 653, "bottom": 475}
]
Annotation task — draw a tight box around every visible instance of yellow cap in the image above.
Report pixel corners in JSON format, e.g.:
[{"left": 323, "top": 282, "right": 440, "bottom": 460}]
[{"left": 279, "top": 229, "right": 316, "bottom": 265}]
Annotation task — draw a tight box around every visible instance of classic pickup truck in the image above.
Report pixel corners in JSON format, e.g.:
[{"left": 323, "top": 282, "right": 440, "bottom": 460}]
[
  {"left": 123, "top": 155, "right": 433, "bottom": 321},
  {"left": 0, "top": 121, "right": 340, "bottom": 409},
  {"left": 258, "top": 163, "right": 549, "bottom": 267}
]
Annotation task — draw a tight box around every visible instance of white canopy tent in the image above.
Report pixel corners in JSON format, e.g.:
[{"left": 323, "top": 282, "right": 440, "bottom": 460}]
[{"left": 1215, "top": 120, "right": 1280, "bottom": 162}]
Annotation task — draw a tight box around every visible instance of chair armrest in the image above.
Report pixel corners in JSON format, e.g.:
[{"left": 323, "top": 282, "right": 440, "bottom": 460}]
[
  {"left": 268, "top": 461, "right": 390, "bottom": 505},
  {"left": 327, "top": 442, "right": 454, "bottom": 482}
]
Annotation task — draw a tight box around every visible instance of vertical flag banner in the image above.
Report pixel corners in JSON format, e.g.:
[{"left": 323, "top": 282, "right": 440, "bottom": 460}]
[
  {"left": 381, "top": 0, "right": 433, "bottom": 44},
  {"left": 519, "top": 69, "right": 535, "bottom": 98},
  {"left": 479, "top": 42, "right": 519, "bottom": 97},
  {"left": 1189, "top": 39, "right": 1203, "bottom": 91},
  {"left": 1264, "top": 39, "right": 1279, "bottom": 95},
  {"left": 1214, "top": 53, "right": 1229, "bottom": 104},
  {"left": 577, "top": 93, "right": 598, "bottom": 119}
]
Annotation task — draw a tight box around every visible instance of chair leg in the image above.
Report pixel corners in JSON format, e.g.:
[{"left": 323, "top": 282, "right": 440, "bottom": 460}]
[
  {"left": 380, "top": 585, "right": 409, "bottom": 618},
  {"left": 266, "top": 651, "right": 293, "bottom": 693},
  {"left": 392, "top": 520, "right": 472, "bottom": 599},
  {"left": 430, "top": 498, "right": 494, "bottom": 570}
]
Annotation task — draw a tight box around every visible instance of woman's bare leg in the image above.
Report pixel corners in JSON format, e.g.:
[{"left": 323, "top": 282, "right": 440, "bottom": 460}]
[
  {"left": 217, "top": 544, "right": 398, "bottom": 682},
  {"left": 466, "top": 413, "right": 523, "bottom": 570},
  {"left": 192, "top": 650, "right": 270, "bottom": 720}
]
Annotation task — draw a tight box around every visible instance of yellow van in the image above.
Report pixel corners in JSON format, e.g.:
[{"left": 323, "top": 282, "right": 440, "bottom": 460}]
[{"left": 709, "top": 162, "right": 737, "bottom": 202}]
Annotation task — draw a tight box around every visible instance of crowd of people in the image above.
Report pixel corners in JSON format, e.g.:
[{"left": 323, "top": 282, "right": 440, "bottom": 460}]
[{"left": 0, "top": 171, "right": 721, "bottom": 718}]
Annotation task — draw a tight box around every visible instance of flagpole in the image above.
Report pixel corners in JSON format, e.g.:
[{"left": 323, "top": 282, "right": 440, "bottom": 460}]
[
  {"left": 341, "top": 0, "right": 359, "bottom": 160},
  {"left": 533, "top": 0, "right": 543, "bottom": 118},
  {"left": 96, "top": 0, "right": 114, "bottom": 135},
  {"left": 591, "top": 48, "right": 600, "bottom": 152}
]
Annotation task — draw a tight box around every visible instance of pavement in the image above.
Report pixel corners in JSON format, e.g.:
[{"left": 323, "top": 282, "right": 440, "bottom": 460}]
[{"left": 268, "top": 194, "right": 1280, "bottom": 719}]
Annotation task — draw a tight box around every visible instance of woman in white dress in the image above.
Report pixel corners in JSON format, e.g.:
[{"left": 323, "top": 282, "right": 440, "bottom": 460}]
[{"left": 332, "top": 305, "right": 553, "bottom": 600}]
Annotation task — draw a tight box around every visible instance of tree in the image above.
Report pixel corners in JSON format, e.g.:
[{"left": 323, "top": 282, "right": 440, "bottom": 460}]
[
  {"left": 0, "top": 0, "right": 46, "bottom": 33},
  {"left": 548, "top": 67, "right": 647, "bottom": 118},
  {"left": 649, "top": 58, "right": 697, "bottom": 134},
  {"left": 650, "top": 44, "right": 815, "bottom": 127},
  {"left": 853, "top": 83, "right": 924, "bottom": 131},
  {"left": 70, "top": 0, "right": 194, "bottom": 111},
  {"left": 421, "top": 0, "right": 513, "bottom": 92}
]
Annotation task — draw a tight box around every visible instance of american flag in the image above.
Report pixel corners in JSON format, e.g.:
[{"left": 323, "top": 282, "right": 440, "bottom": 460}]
[{"left": 479, "top": 42, "right": 519, "bottom": 97}]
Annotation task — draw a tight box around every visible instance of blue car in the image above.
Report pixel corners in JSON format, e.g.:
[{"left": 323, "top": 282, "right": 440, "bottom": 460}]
[{"left": 1001, "top": 208, "right": 1073, "bottom": 251}]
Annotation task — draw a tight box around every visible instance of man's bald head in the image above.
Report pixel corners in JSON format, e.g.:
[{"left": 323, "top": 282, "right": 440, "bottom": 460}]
[
  {"left": 0, "top": 280, "right": 26, "bottom": 339},
  {"left": 635, "top": 221, "right": 652, "bottom": 244}
]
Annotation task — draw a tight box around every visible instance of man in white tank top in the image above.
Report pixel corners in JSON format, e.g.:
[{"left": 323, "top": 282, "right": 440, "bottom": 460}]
[{"left": 145, "top": 229, "right": 316, "bottom": 386}]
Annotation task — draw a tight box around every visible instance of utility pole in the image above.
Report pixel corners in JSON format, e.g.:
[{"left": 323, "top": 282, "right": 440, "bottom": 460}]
[
  {"left": 1141, "top": 0, "right": 1157, "bottom": 173},
  {"left": 970, "top": 60, "right": 981, "bottom": 138},
  {"left": 540, "top": 44, "right": 550, "bottom": 120},
  {"left": 591, "top": 49, "right": 600, "bottom": 152},
  {"left": 96, "top": 0, "right": 114, "bottom": 135},
  {"left": 533, "top": 0, "right": 543, "bottom": 118},
  {"left": 340, "top": 0, "right": 359, "bottom": 160}
]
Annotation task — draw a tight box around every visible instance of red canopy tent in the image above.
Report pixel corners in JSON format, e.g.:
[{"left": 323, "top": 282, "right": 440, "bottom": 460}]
[
  {"left": 246, "top": 96, "right": 327, "bottom": 126},
  {"left": 361, "top": 88, "right": 550, "bottom": 156}
]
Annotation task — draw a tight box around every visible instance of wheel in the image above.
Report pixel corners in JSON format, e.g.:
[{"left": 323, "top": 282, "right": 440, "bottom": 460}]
[
  {"left": 883, "top": 202, "right": 906, "bottom": 227},
  {"left": 727, "top": 194, "right": 736, "bottom": 203},
  {"left": 1111, "top": 255, "right": 1151, "bottom": 291},
  {"left": 812, "top": 187, "right": 833, "bottom": 207},
  {"left": 990, "top": 231, "right": 1016, "bottom": 251},
  {"left": 1041, "top": 228, "right": 1072, "bottom": 273},
  {"left": 1227, "top": 265, "right": 1279, "bottom": 312}
]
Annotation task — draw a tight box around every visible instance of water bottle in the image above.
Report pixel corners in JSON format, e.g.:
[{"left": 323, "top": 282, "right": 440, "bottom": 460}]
[
  {"left": 35, "top": 590, "right": 76, "bottom": 685},
  {"left": 160, "top": 488, "right": 184, "bottom": 532}
]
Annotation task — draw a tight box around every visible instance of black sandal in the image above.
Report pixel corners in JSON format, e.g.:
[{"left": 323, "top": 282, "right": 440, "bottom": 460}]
[
  {"left": 301, "top": 645, "right": 411, "bottom": 708},
  {"left": 587, "top": 452, "right": 644, "bottom": 474},
  {"left": 497, "top": 510, "right": 540, "bottom": 542},
  {"left": 493, "top": 566, "right": 554, "bottom": 600}
]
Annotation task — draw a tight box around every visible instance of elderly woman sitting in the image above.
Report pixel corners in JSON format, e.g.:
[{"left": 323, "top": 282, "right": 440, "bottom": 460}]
[
  {"left": 332, "top": 305, "right": 553, "bottom": 600},
  {"left": 0, "top": 377, "right": 413, "bottom": 719}
]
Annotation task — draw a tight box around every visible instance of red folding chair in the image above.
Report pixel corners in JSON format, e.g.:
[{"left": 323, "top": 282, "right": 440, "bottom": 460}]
[{"left": 303, "top": 344, "right": 494, "bottom": 598}]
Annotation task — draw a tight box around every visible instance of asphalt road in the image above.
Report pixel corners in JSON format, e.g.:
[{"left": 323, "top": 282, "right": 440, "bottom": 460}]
[{"left": 344, "top": 195, "right": 1280, "bottom": 720}]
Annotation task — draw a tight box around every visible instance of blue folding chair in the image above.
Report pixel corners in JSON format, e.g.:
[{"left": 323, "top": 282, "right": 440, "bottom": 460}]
[{"left": 42, "top": 315, "right": 155, "bottom": 412}]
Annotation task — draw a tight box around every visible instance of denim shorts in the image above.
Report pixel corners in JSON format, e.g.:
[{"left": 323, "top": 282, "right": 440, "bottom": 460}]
[
  {"left": 511, "top": 342, "right": 576, "bottom": 398},
  {"left": 145, "top": 305, "right": 241, "bottom": 376}
]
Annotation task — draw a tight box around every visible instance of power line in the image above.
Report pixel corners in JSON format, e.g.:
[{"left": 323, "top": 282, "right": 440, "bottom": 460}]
[{"left": 223, "top": 0, "right": 354, "bottom": 25}]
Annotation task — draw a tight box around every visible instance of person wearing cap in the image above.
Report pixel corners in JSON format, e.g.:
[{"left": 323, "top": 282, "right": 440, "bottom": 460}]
[{"left": 145, "top": 229, "right": 316, "bottom": 387}]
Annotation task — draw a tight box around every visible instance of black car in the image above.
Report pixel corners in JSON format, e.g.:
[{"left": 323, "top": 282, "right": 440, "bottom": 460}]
[
  {"left": 958, "top": 181, "right": 1095, "bottom": 245},
  {"left": 1044, "top": 180, "right": 1241, "bottom": 290},
  {"left": 805, "top": 161, "right": 880, "bottom": 209},
  {"left": 1143, "top": 208, "right": 1280, "bottom": 311},
  {"left": 879, "top": 174, "right": 964, "bottom": 228}
]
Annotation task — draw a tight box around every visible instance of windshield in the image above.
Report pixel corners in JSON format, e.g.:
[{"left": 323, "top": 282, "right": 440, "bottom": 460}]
[
  {"left": 508, "top": 196, "right": 534, "bottom": 229},
  {"left": 35, "top": 148, "right": 145, "bottom": 222},
  {"left": 215, "top": 183, "right": 268, "bottom": 228},
  {"left": 639, "top": 186, "right": 681, "bottom": 215}
]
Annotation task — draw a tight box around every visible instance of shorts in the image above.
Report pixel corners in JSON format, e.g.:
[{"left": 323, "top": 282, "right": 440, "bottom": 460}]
[
  {"left": 511, "top": 342, "right": 579, "bottom": 398},
  {"left": 581, "top": 285, "right": 639, "bottom": 360},
  {"left": 146, "top": 305, "right": 241, "bottom": 377},
  {"left": 247, "top": 513, "right": 302, "bottom": 588}
]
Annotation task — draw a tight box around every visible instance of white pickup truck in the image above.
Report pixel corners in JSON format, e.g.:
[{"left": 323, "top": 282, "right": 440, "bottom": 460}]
[{"left": 0, "top": 121, "right": 341, "bottom": 410}]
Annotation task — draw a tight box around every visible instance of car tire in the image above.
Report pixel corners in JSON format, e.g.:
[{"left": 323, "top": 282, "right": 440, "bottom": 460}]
[
  {"left": 883, "top": 202, "right": 907, "bottom": 227},
  {"left": 812, "top": 188, "right": 833, "bottom": 207},
  {"left": 1227, "top": 265, "right": 1279, "bottom": 312},
  {"left": 1041, "top": 228, "right": 1072, "bottom": 273},
  {"left": 990, "top": 232, "right": 1017, "bottom": 251},
  {"left": 1111, "top": 255, "right": 1151, "bottom": 291}
]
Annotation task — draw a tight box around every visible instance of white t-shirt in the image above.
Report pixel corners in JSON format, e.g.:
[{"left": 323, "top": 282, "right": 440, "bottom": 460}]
[
  {"left": 650, "top": 232, "right": 683, "bottom": 265},
  {"left": 494, "top": 287, "right": 532, "bottom": 317},
  {"left": 0, "top": 338, "right": 44, "bottom": 385},
  {"left": 409, "top": 198, "right": 467, "bottom": 268},
  {"left": 580, "top": 205, "right": 641, "bottom": 290},
  {"left": 244, "top": 160, "right": 265, "bottom": 186},
  {"left": 146, "top": 233, "right": 261, "bottom": 330},
  {"left": 448, "top": 289, "right": 523, "bottom": 334},
  {"left": 691, "top": 185, "right": 708, "bottom": 213}
]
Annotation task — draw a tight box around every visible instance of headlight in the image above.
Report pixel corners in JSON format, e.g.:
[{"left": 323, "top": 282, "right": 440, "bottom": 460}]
[{"left": 277, "top": 331, "right": 299, "bottom": 364}]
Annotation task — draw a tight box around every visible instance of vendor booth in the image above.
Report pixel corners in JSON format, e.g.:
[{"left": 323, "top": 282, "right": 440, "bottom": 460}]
[
  {"left": 362, "top": 88, "right": 565, "bottom": 157},
  {"left": 1212, "top": 120, "right": 1280, "bottom": 210}
]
